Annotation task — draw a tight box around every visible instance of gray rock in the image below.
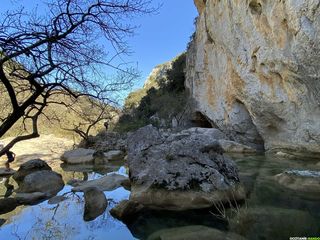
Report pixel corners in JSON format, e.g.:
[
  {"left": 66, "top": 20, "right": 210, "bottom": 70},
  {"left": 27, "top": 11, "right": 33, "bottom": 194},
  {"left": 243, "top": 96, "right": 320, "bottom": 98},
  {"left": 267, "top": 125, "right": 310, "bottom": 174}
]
[
  {"left": 83, "top": 187, "right": 107, "bottom": 221},
  {"left": 103, "top": 150, "right": 124, "bottom": 161},
  {"left": 127, "top": 126, "right": 245, "bottom": 210},
  {"left": 67, "top": 179, "right": 84, "bottom": 187},
  {"left": 48, "top": 195, "right": 68, "bottom": 205},
  {"left": 13, "top": 159, "right": 51, "bottom": 182},
  {"left": 72, "top": 173, "right": 128, "bottom": 192},
  {"left": 14, "top": 192, "right": 47, "bottom": 205},
  {"left": 127, "top": 125, "right": 163, "bottom": 154},
  {"left": 0, "top": 198, "right": 19, "bottom": 214},
  {"left": 147, "top": 225, "right": 247, "bottom": 240},
  {"left": 110, "top": 200, "right": 144, "bottom": 222},
  {"left": 218, "top": 140, "right": 256, "bottom": 153},
  {"left": 187, "top": 0, "right": 320, "bottom": 155},
  {"left": 274, "top": 170, "right": 320, "bottom": 193},
  {"left": 17, "top": 170, "right": 64, "bottom": 197},
  {"left": 61, "top": 148, "right": 95, "bottom": 164},
  {"left": 230, "top": 207, "right": 319, "bottom": 240}
]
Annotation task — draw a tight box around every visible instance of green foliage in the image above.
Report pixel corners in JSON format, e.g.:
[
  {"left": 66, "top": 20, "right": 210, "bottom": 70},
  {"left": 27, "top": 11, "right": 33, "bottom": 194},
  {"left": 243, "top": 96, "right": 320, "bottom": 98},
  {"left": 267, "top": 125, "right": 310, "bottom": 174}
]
[{"left": 115, "top": 53, "right": 187, "bottom": 133}]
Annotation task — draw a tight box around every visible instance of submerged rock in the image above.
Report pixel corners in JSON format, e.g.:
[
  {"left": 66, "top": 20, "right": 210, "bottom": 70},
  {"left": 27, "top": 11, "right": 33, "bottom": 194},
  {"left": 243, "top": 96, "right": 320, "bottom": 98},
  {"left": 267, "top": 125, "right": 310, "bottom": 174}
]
[
  {"left": 230, "top": 207, "right": 319, "bottom": 240},
  {"left": 83, "top": 187, "right": 107, "bottom": 221},
  {"left": 13, "top": 159, "right": 52, "bottom": 182},
  {"left": 147, "top": 225, "right": 246, "bottom": 240},
  {"left": 61, "top": 148, "right": 95, "bottom": 164},
  {"left": 127, "top": 125, "right": 245, "bottom": 211},
  {"left": 274, "top": 170, "right": 320, "bottom": 193},
  {"left": 110, "top": 200, "right": 144, "bottom": 222},
  {"left": 16, "top": 170, "right": 64, "bottom": 197},
  {"left": 71, "top": 173, "right": 128, "bottom": 192}
]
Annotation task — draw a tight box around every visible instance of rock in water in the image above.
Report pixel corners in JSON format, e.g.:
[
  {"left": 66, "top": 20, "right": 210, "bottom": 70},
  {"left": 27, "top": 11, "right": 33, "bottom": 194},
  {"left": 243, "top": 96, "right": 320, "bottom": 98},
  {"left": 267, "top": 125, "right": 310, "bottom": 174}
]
[
  {"left": 186, "top": 0, "right": 320, "bottom": 156},
  {"left": 14, "top": 192, "right": 47, "bottom": 205},
  {"left": 0, "top": 168, "right": 16, "bottom": 177},
  {"left": 274, "top": 170, "right": 320, "bottom": 193},
  {"left": 110, "top": 200, "right": 144, "bottom": 222},
  {"left": 13, "top": 159, "right": 52, "bottom": 182},
  {"left": 230, "top": 207, "right": 319, "bottom": 239},
  {"left": 147, "top": 225, "right": 246, "bottom": 240},
  {"left": 61, "top": 148, "right": 95, "bottom": 164},
  {"left": 83, "top": 187, "right": 107, "bottom": 221},
  {"left": 127, "top": 125, "right": 245, "bottom": 211},
  {"left": 71, "top": 173, "right": 128, "bottom": 192},
  {"left": 103, "top": 150, "right": 124, "bottom": 161},
  {"left": 0, "top": 219, "right": 6, "bottom": 227},
  {"left": 0, "top": 198, "right": 19, "bottom": 215},
  {"left": 16, "top": 170, "right": 64, "bottom": 197}
]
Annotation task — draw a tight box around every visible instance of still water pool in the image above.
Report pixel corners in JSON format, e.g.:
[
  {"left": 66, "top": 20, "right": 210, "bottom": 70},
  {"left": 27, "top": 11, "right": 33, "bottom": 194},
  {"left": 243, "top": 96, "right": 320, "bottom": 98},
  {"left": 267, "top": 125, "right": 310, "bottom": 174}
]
[{"left": 0, "top": 155, "right": 319, "bottom": 240}]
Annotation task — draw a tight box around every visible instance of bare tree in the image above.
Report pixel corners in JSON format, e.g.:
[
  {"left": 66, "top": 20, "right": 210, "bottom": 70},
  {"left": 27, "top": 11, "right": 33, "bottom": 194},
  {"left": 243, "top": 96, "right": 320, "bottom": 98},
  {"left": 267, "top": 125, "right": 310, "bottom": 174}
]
[
  {"left": 0, "top": 0, "right": 155, "bottom": 156},
  {"left": 60, "top": 96, "right": 118, "bottom": 142}
]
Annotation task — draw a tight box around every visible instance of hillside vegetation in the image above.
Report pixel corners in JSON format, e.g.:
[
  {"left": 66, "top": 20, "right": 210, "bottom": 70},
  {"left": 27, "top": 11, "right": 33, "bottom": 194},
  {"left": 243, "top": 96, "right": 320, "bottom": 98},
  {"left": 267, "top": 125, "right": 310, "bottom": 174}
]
[
  {"left": 0, "top": 86, "right": 118, "bottom": 141},
  {"left": 114, "top": 53, "right": 188, "bottom": 132}
]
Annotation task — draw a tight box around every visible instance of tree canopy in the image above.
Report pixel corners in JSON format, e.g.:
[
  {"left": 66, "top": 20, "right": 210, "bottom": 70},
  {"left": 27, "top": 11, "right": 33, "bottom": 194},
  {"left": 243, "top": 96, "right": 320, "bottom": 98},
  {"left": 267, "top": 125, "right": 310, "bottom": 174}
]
[{"left": 0, "top": 0, "right": 155, "bottom": 156}]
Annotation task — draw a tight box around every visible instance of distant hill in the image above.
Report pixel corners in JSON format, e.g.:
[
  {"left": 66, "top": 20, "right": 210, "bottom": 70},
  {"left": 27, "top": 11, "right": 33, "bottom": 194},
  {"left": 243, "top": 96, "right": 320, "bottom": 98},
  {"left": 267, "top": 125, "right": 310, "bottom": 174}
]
[{"left": 114, "top": 53, "right": 189, "bottom": 132}]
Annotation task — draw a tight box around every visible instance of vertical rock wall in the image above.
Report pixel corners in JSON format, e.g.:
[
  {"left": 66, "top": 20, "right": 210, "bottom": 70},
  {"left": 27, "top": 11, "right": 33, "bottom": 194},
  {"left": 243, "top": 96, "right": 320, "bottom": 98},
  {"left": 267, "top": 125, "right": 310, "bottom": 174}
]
[{"left": 186, "top": 0, "right": 320, "bottom": 155}]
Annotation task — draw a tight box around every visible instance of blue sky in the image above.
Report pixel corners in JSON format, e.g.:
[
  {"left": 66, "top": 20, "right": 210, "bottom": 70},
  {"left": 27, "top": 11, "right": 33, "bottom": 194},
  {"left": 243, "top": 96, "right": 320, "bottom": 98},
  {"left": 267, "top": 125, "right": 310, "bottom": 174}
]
[
  {"left": 0, "top": 0, "right": 198, "bottom": 90},
  {"left": 129, "top": 0, "right": 198, "bottom": 87}
]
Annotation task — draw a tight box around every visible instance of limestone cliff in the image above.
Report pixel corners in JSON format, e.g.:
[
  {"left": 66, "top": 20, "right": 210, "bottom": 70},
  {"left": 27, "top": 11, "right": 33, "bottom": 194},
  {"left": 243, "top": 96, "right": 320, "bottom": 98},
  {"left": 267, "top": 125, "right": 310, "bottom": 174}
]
[{"left": 186, "top": 0, "right": 320, "bottom": 156}]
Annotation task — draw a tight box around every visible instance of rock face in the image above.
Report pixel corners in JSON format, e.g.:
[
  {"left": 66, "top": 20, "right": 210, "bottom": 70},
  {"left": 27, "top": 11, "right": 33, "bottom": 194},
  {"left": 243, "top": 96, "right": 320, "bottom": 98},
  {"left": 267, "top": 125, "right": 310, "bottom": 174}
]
[
  {"left": 274, "top": 170, "right": 320, "bottom": 193},
  {"left": 83, "top": 187, "right": 108, "bottom": 221},
  {"left": 61, "top": 148, "right": 95, "bottom": 164},
  {"left": 127, "top": 125, "right": 245, "bottom": 211},
  {"left": 17, "top": 170, "right": 64, "bottom": 197},
  {"left": 13, "top": 159, "right": 52, "bottom": 182},
  {"left": 186, "top": 0, "right": 320, "bottom": 156}
]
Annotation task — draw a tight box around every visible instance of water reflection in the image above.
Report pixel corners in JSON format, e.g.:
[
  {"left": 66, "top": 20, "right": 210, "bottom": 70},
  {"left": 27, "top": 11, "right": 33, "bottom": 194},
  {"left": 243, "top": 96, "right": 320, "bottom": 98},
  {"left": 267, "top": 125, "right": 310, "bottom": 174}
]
[{"left": 0, "top": 155, "right": 319, "bottom": 240}]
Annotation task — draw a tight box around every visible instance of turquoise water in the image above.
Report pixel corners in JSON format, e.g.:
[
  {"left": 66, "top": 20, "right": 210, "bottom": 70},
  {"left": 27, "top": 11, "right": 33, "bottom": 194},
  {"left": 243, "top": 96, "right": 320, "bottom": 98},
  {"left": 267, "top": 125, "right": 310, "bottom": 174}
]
[{"left": 0, "top": 155, "right": 320, "bottom": 240}]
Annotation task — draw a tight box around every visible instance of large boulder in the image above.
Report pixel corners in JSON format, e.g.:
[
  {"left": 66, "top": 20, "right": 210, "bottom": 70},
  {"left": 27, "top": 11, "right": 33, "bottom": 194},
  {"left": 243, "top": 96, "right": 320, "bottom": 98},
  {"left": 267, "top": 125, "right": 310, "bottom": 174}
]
[
  {"left": 127, "top": 125, "right": 245, "bottom": 211},
  {"left": 186, "top": 0, "right": 320, "bottom": 156},
  {"left": 83, "top": 187, "right": 108, "bottom": 221},
  {"left": 61, "top": 148, "right": 95, "bottom": 164},
  {"left": 71, "top": 173, "right": 128, "bottom": 192},
  {"left": 147, "top": 225, "right": 246, "bottom": 240},
  {"left": 230, "top": 207, "right": 319, "bottom": 239},
  {"left": 16, "top": 170, "right": 64, "bottom": 197},
  {"left": 274, "top": 170, "right": 320, "bottom": 193},
  {"left": 13, "top": 159, "right": 52, "bottom": 182}
]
